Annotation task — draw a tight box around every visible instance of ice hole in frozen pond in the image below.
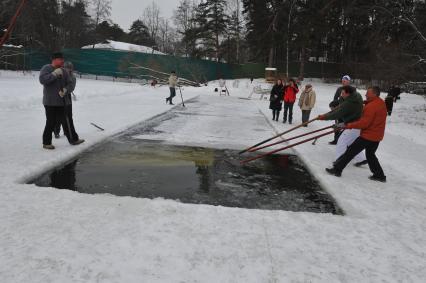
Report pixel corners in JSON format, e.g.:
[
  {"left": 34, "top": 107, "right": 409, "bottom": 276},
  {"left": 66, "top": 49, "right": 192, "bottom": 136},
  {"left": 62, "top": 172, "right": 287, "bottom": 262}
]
[{"left": 29, "top": 139, "right": 343, "bottom": 214}]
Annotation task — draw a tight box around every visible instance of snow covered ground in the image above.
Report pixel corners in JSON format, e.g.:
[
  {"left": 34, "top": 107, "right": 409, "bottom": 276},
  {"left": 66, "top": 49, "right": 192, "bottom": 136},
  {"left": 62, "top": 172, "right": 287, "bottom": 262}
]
[{"left": 0, "top": 71, "right": 425, "bottom": 282}]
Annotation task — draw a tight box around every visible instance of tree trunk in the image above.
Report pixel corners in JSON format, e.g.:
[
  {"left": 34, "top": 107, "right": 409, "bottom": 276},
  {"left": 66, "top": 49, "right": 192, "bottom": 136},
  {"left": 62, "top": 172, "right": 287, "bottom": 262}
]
[
  {"left": 268, "top": 47, "right": 274, "bottom": 67},
  {"left": 299, "top": 46, "right": 306, "bottom": 80}
]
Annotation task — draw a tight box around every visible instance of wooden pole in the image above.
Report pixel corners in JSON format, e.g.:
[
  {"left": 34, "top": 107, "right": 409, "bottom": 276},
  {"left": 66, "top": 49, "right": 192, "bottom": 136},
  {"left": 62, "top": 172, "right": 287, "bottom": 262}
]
[
  {"left": 248, "top": 125, "right": 334, "bottom": 153},
  {"left": 240, "top": 130, "right": 335, "bottom": 164},
  {"left": 238, "top": 117, "right": 319, "bottom": 154},
  {"left": 0, "top": 0, "right": 28, "bottom": 48}
]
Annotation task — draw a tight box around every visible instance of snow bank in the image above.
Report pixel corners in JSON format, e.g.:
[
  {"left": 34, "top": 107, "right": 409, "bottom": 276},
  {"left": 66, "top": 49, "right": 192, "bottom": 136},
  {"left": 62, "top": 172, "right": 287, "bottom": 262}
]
[{"left": 82, "top": 40, "right": 165, "bottom": 55}]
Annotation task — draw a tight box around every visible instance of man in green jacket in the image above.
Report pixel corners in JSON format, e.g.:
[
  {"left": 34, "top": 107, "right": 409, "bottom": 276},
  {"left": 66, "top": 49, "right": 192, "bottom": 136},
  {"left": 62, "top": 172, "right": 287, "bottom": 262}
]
[{"left": 318, "top": 85, "right": 367, "bottom": 166}]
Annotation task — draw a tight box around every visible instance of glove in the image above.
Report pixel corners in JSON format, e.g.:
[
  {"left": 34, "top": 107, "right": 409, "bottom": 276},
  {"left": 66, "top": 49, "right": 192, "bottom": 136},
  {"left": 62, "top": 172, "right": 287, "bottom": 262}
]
[
  {"left": 333, "top": 122, "right": 346, "bottom": 130},
  {"left": 52, "top": 68, "right": 63, "bottom": 77},
  {"left": 317, "top": 114, "right": 326, "bottom": 120},
  {"left": 59, "top": 88, "right": 67, "bottom": 98}
]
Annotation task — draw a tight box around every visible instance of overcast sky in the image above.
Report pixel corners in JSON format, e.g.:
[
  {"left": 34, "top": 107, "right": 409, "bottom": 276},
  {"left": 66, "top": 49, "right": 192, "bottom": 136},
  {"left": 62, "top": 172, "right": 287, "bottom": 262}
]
[{"left": 110, "top": 0, "right": 179, "bottom": 31}]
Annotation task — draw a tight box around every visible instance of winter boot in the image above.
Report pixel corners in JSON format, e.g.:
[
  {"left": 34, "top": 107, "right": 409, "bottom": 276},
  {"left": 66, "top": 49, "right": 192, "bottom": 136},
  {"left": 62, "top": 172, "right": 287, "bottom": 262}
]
[
  {"left": 43, "top": 144, "right": 55, "bottom": 150},
  {"left": 71, "top": 139, "right": 85, "bottom": 145},
  {"left": 325, "top": 167, "right": 341, "bottom": 177},
  {"left": 368, "top": 175, "right": 386, "bottom": 182}
]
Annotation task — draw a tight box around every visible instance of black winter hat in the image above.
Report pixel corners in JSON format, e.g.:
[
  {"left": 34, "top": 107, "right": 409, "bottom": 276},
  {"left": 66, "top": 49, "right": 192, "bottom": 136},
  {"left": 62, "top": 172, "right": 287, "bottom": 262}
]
[{"left": 51, "top": 52, "right": 64, "bottom": 59}]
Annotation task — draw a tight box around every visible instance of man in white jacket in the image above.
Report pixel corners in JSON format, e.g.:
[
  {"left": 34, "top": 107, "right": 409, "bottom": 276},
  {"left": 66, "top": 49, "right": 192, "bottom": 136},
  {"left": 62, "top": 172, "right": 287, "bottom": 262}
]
[{"left": 166, "top": 71, "right": 178, "bottom": 105}]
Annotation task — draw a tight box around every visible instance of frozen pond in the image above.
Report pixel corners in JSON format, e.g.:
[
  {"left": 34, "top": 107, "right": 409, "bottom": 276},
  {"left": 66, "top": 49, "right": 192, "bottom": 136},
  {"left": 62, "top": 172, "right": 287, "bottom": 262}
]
[{"left": 29, "top": 138, "right": 342, "bottom": 214}]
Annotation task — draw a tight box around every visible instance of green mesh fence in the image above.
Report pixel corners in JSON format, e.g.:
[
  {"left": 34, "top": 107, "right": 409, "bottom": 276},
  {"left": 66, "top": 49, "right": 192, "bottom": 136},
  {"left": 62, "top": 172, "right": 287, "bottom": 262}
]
[
  {"left": 25, "top": 49, "right": 266, "bottom": 82},
  {"left": 16, "top": 48, "right": 364, "bottom": 81}
]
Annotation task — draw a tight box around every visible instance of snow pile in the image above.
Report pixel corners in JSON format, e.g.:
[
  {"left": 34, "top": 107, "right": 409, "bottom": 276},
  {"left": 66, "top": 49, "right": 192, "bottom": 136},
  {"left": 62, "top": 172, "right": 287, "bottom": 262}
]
[
  {"left": 0, "top": 71, "right": 425, "bottom": 282},
  {"left": 2, "top": 44, "right": 24, "bottom": 48},
  {"left": 82, "top": 40, "right": 165, "bottom": 55}
]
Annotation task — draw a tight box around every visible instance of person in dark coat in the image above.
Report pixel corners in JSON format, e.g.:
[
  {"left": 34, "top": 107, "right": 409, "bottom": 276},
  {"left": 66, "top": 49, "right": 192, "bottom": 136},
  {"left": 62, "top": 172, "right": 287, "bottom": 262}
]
[
  {"left": 385, "top": 84, "right": 401, "bottom": 116},
  {"left": 282, "top": 78, "right": 299, "bottom": 124},
  {"left": 39, "top": 53, "right": 84, "bottom": 149},
  {"left": 269, "top": 79, "right": 284, "bottom": 121},
  {"left": 53, "top": 61, "right": 84, "bottom": 145},
  {"left": 388, "top": 85, "right": 401, "bottom": 101}
]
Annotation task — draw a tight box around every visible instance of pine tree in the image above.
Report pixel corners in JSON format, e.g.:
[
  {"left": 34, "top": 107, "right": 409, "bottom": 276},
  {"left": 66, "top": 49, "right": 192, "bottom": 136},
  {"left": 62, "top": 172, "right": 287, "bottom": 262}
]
[
  {"left": 127, "top": 20, "right": 155, "bottom": 46},
  {"left": 196, "top": 0, "right": 230, "bottom": 61}
]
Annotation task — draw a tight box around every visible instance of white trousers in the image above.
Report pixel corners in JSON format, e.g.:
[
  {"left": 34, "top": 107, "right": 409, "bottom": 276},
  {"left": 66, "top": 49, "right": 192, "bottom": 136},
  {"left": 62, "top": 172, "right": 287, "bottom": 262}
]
[{"left": 336, "top": 128, "right": 365, "bottom": 162}]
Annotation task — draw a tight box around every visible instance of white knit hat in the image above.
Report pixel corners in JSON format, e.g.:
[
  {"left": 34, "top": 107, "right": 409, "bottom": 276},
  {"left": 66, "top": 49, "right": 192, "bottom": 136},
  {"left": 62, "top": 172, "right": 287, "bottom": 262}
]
[{"left": 342, "top": 75, "right": 351, "bottom": 81}]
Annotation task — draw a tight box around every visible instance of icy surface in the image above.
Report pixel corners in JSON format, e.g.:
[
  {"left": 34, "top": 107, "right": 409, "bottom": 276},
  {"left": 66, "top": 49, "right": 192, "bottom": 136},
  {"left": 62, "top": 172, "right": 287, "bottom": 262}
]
[{"left": 0, "top": 71, "right": 425, "bottom": 282}]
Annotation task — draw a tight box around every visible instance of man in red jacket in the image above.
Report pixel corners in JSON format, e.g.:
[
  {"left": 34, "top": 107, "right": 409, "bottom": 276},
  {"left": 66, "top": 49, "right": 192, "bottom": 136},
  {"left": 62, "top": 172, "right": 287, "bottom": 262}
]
[{"left": 325, "top": 86, "right": 387, "bottom": 182}]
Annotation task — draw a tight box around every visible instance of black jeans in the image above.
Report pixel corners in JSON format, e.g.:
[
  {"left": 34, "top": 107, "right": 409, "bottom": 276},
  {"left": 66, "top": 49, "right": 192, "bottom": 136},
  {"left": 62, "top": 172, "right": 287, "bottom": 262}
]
[
  {"left": 283, "top": 102, "right": 294, "bottom": 123},
  {"left": 167, "top": 87, "right": 176, "bottom": 104},
  {"left": 54, "top": 104, "right": 79, "bottom": 141},
  {"left": 334, "top": 136, "right": 386, "bottom": 178},
  {"left": 43, "top": 106, "right": 75, "bottom": 145},
  {"left": 385, "top": 96, "right": 394, "bottom": 116},
  {"left": 301, "top": 110, "right": 311, "bottom": 123}
]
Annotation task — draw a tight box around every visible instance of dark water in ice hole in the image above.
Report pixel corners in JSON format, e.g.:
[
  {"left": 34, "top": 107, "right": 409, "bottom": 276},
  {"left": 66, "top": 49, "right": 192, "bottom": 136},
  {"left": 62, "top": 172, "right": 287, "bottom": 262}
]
[{"left": 29, "top": 139, "right": 343, "bottom": 214}]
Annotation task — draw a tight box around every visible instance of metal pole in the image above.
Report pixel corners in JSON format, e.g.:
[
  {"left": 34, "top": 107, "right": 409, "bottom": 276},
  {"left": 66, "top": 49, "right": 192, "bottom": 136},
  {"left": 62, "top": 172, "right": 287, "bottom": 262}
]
[{"left": 178, "top": 86, "right": 185, "bottom": 107}]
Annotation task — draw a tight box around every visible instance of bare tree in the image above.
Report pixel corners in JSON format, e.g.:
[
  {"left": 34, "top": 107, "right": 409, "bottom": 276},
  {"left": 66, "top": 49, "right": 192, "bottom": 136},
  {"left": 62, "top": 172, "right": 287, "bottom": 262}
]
[
  {"left": 158, "top": 18, "right": 170, "bottom": 53},
  {"left": 173, "top": 0, "right": 199, "bottom": 56},
  {"left": 226, "top": 0, "right": 243, "bottom": 63},
  {"left": 90, "top": 0, "right": 111, "bottom": 47},
  {"left": 142, "top": 1, "right": 161, "bottom": 45}
]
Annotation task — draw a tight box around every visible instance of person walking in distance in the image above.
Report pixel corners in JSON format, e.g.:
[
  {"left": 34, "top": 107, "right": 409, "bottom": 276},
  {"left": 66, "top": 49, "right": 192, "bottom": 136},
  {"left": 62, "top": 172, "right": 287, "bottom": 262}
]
[
  {"left": 317, "top": 85, "right": 368, "bottom": 167},
  {"left": 385, "top": 83, "right": 401, "bottom": 116},
  {"left": 166, "top": 71, "right": 178, "bottom": 105},
  {"left": 325, "top": 86, "right": 387, "bottom": 182},
  {"left": 39, "top": 52, "right": 84, "bottom": 150},
  {"left": 269, "top": 79, "right": 284, "bottom": 121},
  {"left": 298, "top": 83, "right": 316, "bottom": 126},
  {"left": 282, "top": 78, "right": 299, "bottom": 124},
  {"left": 53, "top": 61, "right": 84, "bottom": 145}
]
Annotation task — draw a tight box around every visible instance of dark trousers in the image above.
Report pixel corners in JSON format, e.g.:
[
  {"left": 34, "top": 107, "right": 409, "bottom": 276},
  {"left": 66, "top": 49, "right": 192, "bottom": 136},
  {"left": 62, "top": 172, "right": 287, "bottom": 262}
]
[
  {"left": 385, "top": 96, "right": 394, "bottom": 116},
  {"left": 43, "top": 106, "right": 75, "bottom": 145},
  {"left": 301, "top": 110, "right": 311, "bottom": 123},
  {"left": 54, "top": 104, "right": 79, "bottom": 141},
  {"left": 283, "top": 102, "right": 294, "bottom": 123},
  {"left": 334, "top": 136, "right": 386, "bottom": 178},
  {"left": 272, "top": 110, "right": 280, "bottom": 121},
  {"left": 167, "top": 87, "right": 176, "bottom": 104}
]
